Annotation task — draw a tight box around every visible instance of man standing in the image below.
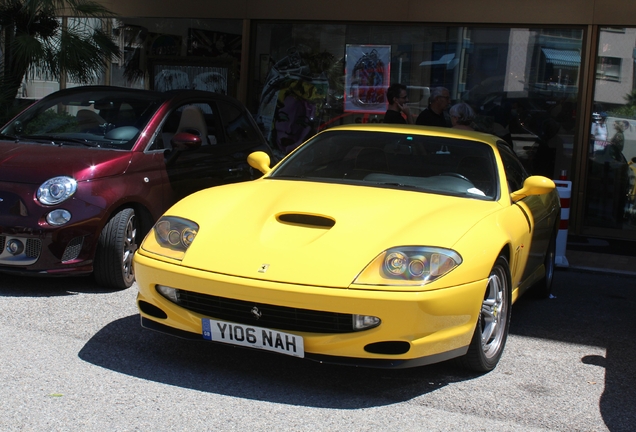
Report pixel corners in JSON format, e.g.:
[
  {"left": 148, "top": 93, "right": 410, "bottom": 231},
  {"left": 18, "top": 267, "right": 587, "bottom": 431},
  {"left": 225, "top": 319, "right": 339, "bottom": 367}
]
[
  {"left": 383, "top": 83, "right": 413, "bottom": 124},
  {"left": 415, "top": 87, "right": 451, "bottom": 127}
]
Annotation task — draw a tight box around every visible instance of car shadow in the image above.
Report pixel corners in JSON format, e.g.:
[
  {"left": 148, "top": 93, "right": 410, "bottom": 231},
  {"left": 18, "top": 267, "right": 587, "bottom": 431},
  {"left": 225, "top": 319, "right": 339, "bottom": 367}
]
[
  {"left": 76, "top": 268, "right": 636, "bottom": 417},
  {"left": 78, "top": 313, "right": 479, "bottom": 409},
  {"left": 0, "top": 273, "right": 125, "bottom": 297},
  {"left": 510, "top": 269, "right": 636, "bottom": 431}
]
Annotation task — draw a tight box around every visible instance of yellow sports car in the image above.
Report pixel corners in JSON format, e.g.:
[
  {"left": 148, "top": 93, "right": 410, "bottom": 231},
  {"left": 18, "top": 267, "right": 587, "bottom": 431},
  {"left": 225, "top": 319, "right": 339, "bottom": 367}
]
[{"left": 134, "top": 124, "right": 560, "bottom": 372}]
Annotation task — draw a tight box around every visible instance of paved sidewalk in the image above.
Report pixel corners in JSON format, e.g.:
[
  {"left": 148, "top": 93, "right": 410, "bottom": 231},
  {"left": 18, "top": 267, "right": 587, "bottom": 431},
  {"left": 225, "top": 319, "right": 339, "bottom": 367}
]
[{"left": 561, "top": 249, "right": 636, "bottom": 275}]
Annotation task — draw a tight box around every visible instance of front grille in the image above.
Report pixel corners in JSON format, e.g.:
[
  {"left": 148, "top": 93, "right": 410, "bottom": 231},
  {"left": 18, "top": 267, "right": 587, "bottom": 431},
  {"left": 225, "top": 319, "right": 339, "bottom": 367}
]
[
  {"left": 173, "top": 289, "right": 355, "bottom": 334},
  {"left": 25, "top": 239, "right": 42, "bottom": 259},
  {"left": 0, "top": 236, "right": 5, "bottom": 251}
]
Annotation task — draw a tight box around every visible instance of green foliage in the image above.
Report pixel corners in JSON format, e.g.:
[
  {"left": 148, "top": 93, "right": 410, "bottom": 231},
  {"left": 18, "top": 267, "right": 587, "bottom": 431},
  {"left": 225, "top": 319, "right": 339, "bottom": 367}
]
[
  {"left": 23, "top": 109, "right": 78, "bottom": 134},
  {"left": 608, "top": 105, "right": 636, "bottom": 120},
  {"left": 624, "top": 89, "right": 636, "bottom": 107},
  {"left": 0, "top": 0, "right": 120, "bottom": 107}
]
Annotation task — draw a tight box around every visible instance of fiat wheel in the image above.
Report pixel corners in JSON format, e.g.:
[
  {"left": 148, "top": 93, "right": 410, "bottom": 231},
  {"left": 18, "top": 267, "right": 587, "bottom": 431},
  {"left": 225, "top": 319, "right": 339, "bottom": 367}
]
[
  {"left": 94, "top": 208, "right": 138, "bottom": 289},
  {"left": 458, "top": 256, "right": 512, "bottom": 373}
]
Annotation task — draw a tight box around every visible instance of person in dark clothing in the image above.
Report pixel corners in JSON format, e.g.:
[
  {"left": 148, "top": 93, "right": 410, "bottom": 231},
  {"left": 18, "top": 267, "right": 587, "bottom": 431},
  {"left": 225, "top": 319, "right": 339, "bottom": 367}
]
[
  {"left": 415, "top": 86, "right": 451, "bottom": 127},
  {"left": 383, "top": 83, "right": 413, "bottom": 124}
]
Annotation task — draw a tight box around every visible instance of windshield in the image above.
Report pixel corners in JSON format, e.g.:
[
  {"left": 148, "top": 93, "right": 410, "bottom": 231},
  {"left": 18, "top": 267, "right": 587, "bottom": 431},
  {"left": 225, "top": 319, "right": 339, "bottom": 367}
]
[
  {"left": 0, "top": 89, "right": 164, "bottom": 150},
  {"left": 271, "top": 130, "right": 498, "bottom": 199}
]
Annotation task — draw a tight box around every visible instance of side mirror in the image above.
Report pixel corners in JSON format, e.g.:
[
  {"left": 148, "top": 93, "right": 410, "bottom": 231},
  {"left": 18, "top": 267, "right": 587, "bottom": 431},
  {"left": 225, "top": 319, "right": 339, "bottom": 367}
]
[
  {"left": 171, "top": 132, "right": 202, "bottom": 151},
  {"left": 247, "top": 151, "right": 272, "bottom": 175},
  {"left": 510, "top": 175, "right": 555, "bottom": 203},
  {"left": 164, "top": 133, "right": 203, "bottom": 165}
]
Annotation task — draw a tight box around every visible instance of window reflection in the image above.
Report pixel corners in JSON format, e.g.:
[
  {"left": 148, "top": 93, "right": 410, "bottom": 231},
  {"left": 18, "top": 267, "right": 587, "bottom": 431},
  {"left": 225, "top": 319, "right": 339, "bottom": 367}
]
[
  {"left": 251, "top": 23, "right": 582, "bottom": 184},
  {"left": 586, "top": 28, "right": 636, "bottom": 230}
]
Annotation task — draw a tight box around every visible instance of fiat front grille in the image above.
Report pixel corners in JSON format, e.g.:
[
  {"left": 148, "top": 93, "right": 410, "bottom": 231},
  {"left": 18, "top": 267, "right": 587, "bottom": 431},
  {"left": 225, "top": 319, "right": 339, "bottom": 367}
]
[{"left": 25, "top": 239, "right": 41, "bottom": 259}]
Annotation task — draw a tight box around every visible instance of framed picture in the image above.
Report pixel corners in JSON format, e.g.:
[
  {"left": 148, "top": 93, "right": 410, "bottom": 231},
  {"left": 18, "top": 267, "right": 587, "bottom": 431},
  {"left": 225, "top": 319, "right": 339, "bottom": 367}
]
[
  {"left": 344, "top": 44, "right": 391, "bottom": 113},
  {"left": 187, "top": 29, "right": 242, "bottom": 62},
  {"left": 149, "top": 59, "right": 237, "bottom": 95},
  {"left": 148, "top": 33, "right": 182, "bottom": 57}
]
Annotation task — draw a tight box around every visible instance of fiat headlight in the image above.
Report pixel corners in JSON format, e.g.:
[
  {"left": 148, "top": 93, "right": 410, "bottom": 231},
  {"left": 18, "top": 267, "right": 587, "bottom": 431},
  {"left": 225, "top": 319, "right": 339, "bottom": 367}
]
[
  {"left": 354, "top": 247, "right": 462, "bottom": 286},
  {"left": 141, "top": 216, "right": 199, "bottom": 260},
  {"left": 37, "top": 176, "right": 77, "bottom": 205}
]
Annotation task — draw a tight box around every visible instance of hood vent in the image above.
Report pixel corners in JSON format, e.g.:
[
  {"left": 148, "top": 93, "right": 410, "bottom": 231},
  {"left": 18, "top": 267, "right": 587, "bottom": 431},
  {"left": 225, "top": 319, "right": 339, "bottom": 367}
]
[{"left": 277, "top": 213, "right": 335, "bottom": 228}]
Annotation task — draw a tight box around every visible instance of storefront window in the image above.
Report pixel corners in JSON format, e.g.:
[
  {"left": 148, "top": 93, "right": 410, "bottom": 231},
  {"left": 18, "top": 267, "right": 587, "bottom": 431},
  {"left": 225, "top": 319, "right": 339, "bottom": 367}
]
[
  {"left": 111, "top": 19, "right": 243, "bottom": 96},
  {"left": 20, "top": 18, "right": 243, "bottom": 99},
  {"left": 585, "top": 28, "right": 636, "bottom": 231},
  {"left": 250, "top": 21, "right": 583, "bottom": 180}
]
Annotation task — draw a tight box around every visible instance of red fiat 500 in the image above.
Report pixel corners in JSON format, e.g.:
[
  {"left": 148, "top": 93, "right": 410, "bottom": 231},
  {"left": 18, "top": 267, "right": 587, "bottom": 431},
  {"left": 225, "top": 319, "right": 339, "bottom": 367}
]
[{"left": 0, "top": 86, "right": 273, "bottom": 289}]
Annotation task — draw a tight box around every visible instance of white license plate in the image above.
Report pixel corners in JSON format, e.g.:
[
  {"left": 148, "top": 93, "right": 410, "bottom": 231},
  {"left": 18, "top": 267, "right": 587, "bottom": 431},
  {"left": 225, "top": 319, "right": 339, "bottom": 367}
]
[{"left": 202, "top": 318, "right": 304, "bottom": 358}]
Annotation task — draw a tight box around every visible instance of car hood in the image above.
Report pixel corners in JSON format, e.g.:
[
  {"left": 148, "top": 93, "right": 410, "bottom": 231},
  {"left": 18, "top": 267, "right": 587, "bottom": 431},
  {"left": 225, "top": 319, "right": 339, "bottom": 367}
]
[
  {"left": 0, "top": 141, "right": 133, "bottom": 183},
  {"left": 172, "top": 179, "right": 501, "bottom": 288}
]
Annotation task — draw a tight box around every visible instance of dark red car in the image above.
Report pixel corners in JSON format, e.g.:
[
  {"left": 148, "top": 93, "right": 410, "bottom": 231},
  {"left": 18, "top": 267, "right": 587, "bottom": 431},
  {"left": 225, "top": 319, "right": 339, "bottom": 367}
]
[{"left": 0, "top": 86, "right": 273, "bottom": 289}]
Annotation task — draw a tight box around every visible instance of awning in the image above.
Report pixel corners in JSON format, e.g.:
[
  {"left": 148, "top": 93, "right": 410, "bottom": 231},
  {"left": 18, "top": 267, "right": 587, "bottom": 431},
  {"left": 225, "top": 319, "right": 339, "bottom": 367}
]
[{"left": 541, "top": 48, "right": 581, "bottom": 68}]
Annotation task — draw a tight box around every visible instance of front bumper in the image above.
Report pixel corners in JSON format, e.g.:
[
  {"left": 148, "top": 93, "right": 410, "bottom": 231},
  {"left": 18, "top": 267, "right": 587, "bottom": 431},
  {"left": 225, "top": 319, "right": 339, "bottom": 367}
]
[
  {"left": 134, "top": 251, "right": 488, "bottom": 367},
  {"left": 0, "top": 180, "right": 106, "bottom": 275},
  {"left": 0, "top": 231, "right": 97, "bottom": 276}
]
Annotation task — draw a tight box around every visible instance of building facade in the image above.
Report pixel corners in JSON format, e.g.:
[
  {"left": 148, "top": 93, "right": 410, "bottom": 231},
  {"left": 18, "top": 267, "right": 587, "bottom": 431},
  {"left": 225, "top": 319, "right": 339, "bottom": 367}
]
[{"left": 11, "top": 0, "right": 636, "bottom": 240}]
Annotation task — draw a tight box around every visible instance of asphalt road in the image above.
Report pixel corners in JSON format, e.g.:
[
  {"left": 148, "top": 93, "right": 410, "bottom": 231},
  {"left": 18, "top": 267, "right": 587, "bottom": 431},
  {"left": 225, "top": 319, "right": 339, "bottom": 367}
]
[{"left": 1, "top": 268, "right": 634, "bottom": 431}]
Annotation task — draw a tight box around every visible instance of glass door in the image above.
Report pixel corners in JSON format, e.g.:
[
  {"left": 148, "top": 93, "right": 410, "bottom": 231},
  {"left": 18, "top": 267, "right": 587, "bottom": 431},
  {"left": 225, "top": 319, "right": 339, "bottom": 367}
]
[{"left": 584, "top": 27, "right": 636, "bottom": 236}]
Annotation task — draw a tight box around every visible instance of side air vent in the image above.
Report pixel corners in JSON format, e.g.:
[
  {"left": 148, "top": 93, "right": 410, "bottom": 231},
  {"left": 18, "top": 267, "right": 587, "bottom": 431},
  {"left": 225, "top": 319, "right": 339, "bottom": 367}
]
[
  {"left": 138, "top": 300, "right": 168, "bottom": 319},
  {"left": 61, "top": 236, "right": 84, "bottom": 262},
  {"left": 364, "top": 341, "right": 411, "bottom": 355},
  {"left": 277, "top": 213, "right": 335, "bottom": 228}
]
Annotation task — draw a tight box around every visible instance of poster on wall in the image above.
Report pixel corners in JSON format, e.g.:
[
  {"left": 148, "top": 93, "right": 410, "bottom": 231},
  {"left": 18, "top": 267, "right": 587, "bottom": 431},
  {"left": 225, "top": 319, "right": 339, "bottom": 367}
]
[
  {"left": 344, "top": 44, "right": 391, "bottom": 113},
  {"left": 152, "top": 63, "right": 229, "bottom": 94},
  {"left": 255, "top": 49, "right": 330, "bottom": 156}
]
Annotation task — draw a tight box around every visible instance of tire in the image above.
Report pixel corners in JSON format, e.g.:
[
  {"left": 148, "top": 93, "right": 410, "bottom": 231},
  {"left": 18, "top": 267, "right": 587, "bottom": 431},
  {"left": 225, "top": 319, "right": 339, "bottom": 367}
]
[
  {"left": 94, "top": 208, "right": 138, "bottom": 289},
  {"left": 533, "top": 230, "right": 557, "bottom": 299},
  {"left": 457, "top": 256, "right": 512, "bottom": 373}
]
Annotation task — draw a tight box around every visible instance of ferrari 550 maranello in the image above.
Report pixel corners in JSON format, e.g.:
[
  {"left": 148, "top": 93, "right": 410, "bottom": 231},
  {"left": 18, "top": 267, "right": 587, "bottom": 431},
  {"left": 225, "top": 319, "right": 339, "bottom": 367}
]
[{"left": 134, "top": 124, "right": 560, "bottom": 372}]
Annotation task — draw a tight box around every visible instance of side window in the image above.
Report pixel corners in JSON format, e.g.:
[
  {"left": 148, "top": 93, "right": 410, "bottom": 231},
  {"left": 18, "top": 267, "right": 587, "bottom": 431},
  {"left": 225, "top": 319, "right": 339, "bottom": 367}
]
[
  {"left": 149, "top": 102, "right": 220, "bottom": 151},
  {"left": 498, "top": 143, "right": 528, "bottom": 192},
  {"left": 217, "top": 100, "right": 261, "bottom": 143}
]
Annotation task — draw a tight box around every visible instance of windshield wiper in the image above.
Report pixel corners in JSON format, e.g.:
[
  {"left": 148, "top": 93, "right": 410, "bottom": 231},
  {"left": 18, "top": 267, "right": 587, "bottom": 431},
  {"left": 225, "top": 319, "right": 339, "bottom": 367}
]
[
  {"left": 366, "top": 181, "right": 423, "bottom": 190},
  {"left": 0, "top": 133, "right": 18, "bottom": 141},
  {"left": 19, "top": 135, "right": 99, "bottom": 147}
]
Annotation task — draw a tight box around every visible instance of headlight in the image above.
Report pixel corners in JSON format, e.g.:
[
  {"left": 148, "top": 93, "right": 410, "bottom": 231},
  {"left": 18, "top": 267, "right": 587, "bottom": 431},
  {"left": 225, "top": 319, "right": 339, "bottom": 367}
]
[
  {"left": 37, "top": 176, "right": 77, "bottom": 205},
  {"left": 354, "top": 247, "right": 462, "bottom": 286},
  {"left": 141, "top": 216, "right": 199, "bottom": 260}
]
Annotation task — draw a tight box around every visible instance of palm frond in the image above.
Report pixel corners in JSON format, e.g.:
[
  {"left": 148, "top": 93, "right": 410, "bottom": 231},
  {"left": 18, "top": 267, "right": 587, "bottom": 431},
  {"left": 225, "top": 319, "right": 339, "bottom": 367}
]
[
  {"left": 21, "top": 0, "right": 118, "bottom": 18},
  {"left": 1, "top": 0, "right": 120, "bottom": 104}
]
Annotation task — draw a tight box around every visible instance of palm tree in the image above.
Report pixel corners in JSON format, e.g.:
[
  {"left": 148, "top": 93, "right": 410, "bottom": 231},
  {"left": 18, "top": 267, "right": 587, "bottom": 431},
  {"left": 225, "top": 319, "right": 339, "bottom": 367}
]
[
  {"left": 0, "top": 0, "right": 120, "bottom": 120},
  {"left": 624, "top": 89, "right": 636, "bottom": 107}
]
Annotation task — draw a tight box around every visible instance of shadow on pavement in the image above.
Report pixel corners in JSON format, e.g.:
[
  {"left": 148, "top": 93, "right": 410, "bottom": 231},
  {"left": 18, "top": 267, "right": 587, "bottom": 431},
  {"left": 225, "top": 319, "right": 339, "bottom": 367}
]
[
  {"left": 76, "top": 268, "right": 636, "bottom": 420},
  {"left": 0, "top": 273, "right": 116, "bottom": 297},
  {"left": 78, "top": 313, "right": 479, "bottom": 409},
  {"left": 511, "top": 269, "right": 636, "bottom": 432}
]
